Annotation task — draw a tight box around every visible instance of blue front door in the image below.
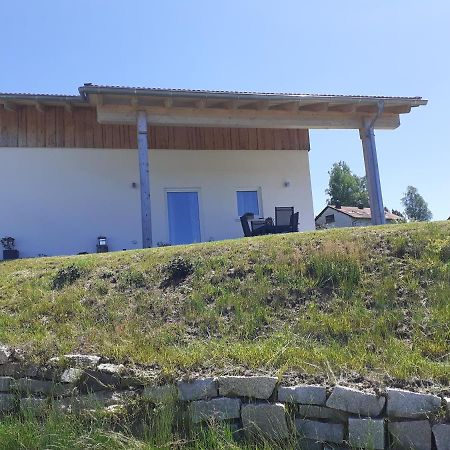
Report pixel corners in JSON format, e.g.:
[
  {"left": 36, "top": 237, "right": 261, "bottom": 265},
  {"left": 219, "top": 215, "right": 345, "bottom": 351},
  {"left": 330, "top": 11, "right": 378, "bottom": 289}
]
[{"left": 167, "top": 191, "right": 201, "bottom": 245}]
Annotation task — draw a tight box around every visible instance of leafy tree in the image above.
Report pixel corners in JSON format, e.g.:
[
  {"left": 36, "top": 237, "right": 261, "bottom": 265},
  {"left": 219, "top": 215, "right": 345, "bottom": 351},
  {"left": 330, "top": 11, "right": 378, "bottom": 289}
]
[
  {"left": 401, "top": 186, "right": 432, "bottom": 222},
  {"left": 326, "top": 161, "right": 369, "bottom": 207}
]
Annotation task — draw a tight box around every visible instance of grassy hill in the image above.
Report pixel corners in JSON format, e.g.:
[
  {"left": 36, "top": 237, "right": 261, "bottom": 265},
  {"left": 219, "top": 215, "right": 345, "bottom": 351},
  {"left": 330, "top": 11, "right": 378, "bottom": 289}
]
[{"left": 1, "top": 221, "right": 449, "bottom": 385}]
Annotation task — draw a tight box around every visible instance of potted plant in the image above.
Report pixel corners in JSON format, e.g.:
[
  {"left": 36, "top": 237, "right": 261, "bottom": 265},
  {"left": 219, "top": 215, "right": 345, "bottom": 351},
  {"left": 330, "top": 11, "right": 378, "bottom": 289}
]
[{"left": 1, "top": 237, "right": 19, "bottom": 260}]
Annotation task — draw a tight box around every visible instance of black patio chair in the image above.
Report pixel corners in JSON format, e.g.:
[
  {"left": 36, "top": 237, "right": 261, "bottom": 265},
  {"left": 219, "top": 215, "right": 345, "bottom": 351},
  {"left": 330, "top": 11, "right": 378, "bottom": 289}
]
[
  {"left": 240, "top": 215, "right": 253, "bottom": 237},
  {"left": 275, "top": 207, "right": 294, "bottom": 227},
  {"left": 290, "top": 212, "right": 299, "bottom": 232},
  {"left": 251, "top": 219, "right": 267, "bottom": 235}
]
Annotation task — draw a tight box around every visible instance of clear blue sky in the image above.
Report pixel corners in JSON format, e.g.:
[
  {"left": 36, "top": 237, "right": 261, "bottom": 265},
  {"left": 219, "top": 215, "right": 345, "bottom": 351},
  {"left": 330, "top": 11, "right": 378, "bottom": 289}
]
[{"left": 1, "top": 1, "right": 449, "bottom": 219}]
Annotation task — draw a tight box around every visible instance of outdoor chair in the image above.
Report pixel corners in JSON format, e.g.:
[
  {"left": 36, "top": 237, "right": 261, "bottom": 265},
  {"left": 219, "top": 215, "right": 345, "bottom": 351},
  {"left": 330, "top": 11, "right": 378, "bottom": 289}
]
[
  {"left": 290, "top": 211, "right": 299, "bottom": 232},
  {"left": 275, "top": 206, "right": 294, "bottom": 226},
  {"left": 240, "top": 215, "right": 253, "bottom": 237},
  {"left": 251, "top": 219, "right": 267, "bottom": 235}
]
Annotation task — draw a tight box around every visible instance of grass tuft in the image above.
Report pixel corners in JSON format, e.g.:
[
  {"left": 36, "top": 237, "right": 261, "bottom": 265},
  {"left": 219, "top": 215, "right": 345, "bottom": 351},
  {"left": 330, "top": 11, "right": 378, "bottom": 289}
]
[
  {"left": 160, "top": 256, "right": 194, "bottom": 288},
  {"left": 305, "top": 250, "right": 361, "bottom": 295},
  {"left": 51, "top": 264, "right": 84, "bottom": 290},
  {"left": 0, "top": 400, "right": 299, "bottom": 449}
]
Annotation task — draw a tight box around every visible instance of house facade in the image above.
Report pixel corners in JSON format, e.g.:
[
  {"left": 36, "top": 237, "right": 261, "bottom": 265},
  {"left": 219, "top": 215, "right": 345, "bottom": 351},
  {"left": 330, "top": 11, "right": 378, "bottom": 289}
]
[
  {"left": 0, "top": 85, "right": 426, "bottom": 258},
  {"left": 315, "top": 205, "right": 403, "bottom": 229}
]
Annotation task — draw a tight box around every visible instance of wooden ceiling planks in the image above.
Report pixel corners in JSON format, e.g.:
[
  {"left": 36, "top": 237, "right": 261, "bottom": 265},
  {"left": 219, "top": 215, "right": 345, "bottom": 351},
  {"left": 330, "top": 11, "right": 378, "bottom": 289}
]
[{"left": 0, "top": 106, "right": 310, "bottom": 151}]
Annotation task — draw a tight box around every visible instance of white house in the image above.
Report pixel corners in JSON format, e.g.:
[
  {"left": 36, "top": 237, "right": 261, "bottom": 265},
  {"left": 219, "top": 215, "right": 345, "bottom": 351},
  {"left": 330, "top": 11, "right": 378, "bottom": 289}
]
[
  {"left": 0, "top": 85, "right": 426, "bottom": 258},
  {"left": 315, "top": 205, "right": 403, "bottom": 229}
]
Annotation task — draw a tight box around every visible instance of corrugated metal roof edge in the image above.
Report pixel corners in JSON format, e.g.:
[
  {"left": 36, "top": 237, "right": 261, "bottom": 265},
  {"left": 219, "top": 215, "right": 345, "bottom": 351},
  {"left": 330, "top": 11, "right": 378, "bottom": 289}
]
[
  {"left": 0, "top": 92, "right": 85, "bottom": 104},
  {"left": 0, "top": 85, "right": 428, "bottom": 107},
  {"left": 79, "top": 84, "right": 427, "bottom": 105}
]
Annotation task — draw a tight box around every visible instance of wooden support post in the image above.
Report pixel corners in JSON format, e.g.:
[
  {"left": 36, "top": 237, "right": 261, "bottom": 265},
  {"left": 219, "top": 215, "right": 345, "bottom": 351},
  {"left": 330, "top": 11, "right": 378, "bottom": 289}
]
[
  {"left": 360, "top": 118, "right": 386, "bottom": 225},
  {"left": 137, "top": 111, "right": 152, "bottom": 247}
]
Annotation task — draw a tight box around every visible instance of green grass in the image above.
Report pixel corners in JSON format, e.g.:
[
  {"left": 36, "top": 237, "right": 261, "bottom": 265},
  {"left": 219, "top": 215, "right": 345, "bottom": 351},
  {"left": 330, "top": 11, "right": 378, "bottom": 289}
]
[
  {"left": 0, "top": 402, "right": 295, "bottom": 450},
  {"left": 1, "top": 221, "right": 450, "bottom": 383}
]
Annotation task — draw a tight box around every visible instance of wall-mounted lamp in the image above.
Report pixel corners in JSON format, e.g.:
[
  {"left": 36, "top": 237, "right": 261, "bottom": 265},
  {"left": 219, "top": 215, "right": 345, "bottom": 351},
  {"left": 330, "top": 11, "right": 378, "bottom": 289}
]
[
  {"left": 283, "top": 180, "right": 291, "bottom": 188},
  {"left": 131, "top": 182, "right": 137, "bottom": 189}
]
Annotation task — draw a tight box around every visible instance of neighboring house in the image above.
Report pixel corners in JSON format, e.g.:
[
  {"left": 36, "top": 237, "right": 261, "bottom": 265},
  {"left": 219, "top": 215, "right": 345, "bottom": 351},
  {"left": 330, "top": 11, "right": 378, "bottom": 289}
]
[
  {"left": 0, "top": 85, "right": 425, "bottom": 258},
  {"left": 315, "top": 205, "right": 403, "bottom": 228}
]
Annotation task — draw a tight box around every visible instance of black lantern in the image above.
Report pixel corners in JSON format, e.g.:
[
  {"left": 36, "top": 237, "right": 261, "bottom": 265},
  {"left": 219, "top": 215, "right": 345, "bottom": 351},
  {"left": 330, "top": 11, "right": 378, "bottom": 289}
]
[{"left": 96, "top": 236, "right": 108, "bottom": 253}]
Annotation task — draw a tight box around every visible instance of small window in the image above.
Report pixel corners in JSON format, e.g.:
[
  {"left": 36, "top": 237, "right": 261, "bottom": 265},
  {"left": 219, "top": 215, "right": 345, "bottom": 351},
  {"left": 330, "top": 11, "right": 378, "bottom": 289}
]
[
  {"left": 237, "top": 190, "right": 260, "bottom": 217},
  {"left": 325, "top": 214, "right": 335, "bottom": 224}
]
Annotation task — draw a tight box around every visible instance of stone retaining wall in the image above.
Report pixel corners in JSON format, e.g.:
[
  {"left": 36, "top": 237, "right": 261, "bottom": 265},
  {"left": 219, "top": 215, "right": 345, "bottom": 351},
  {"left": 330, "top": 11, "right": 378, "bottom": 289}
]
[{"left": 1, "top": 348, "right": 449, "bottom": 449}]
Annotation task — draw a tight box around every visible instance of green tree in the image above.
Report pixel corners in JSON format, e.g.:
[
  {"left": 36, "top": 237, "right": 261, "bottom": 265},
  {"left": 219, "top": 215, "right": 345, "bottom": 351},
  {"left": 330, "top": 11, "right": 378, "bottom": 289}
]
[
  {"left": 326, "top": 161, "right": 369, "bottom": 207},
  {"left": 401, "top": 186, "right": 432, "bottom": 221}
]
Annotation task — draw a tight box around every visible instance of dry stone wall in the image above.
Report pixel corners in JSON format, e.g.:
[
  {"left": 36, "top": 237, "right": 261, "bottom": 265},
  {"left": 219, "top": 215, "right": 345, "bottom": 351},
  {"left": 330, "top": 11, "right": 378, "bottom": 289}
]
[{"left": 1, "top": 348, "right": 449, "bottom": 449}]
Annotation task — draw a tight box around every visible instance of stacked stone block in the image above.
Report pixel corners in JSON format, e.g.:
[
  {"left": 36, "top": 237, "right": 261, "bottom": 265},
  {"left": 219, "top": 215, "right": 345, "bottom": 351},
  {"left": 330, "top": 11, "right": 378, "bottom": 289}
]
[{"left": 0, "top": 347, "right": 449, "bottom": 449}]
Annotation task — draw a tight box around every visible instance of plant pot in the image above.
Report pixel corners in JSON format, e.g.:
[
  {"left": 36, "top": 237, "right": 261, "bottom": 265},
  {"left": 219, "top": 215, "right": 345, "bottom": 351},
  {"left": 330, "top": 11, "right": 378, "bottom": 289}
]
[{"left": 3, "top": 249, "right": 19, "bottom": 260}]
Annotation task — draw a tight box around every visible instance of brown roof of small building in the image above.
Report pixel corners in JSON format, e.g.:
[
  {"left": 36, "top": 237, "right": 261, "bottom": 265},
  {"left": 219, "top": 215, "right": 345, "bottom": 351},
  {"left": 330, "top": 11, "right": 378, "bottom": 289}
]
[{"left": 316, "top": 205, "right": 403, "bottom": 221}]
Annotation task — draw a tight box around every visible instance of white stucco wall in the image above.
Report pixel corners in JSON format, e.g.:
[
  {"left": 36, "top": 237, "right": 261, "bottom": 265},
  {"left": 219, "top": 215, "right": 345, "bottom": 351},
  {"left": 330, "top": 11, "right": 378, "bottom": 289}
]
[
  {"left": 315, "top": 207, "right": 395, "bottom": 228},
  {"left": 315, "top": 207, "right": 351, "bottom": 228},
  {"left": 0, "top": 147, "right": 314, "bottom": 259}
]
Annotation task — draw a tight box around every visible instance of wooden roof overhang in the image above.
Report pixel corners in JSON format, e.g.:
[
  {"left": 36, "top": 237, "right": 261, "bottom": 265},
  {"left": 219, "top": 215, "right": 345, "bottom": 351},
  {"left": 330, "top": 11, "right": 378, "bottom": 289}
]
[
  {"left": 79, "top": 85, "right": 427, "bottom": 130},
  {"left": 0, "top": 93, "right": 86, "bottom": 113},
  {"left": 0, "top": 86, "right": 427, "bottom": 130}
]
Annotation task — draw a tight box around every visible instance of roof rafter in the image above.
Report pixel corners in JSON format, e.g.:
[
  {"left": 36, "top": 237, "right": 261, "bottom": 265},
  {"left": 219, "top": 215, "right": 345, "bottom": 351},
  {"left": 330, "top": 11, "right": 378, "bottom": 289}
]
[
  {"left": 2, "top": 101, "right": 18, "bottom": 111},
  {"left": 298, "top": 102, "right": 329, "bottom": 112},
  {"left": 328, "top": 104, "right": 356, "bottom": 113},
  {"left": 35, "top": 102, "right": 46, "bottom": 113}
]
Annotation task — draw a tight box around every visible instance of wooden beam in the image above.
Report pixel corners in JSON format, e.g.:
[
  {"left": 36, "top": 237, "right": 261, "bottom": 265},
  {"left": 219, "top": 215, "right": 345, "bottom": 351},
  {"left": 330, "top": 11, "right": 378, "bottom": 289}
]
[
  {"left": 195, "top": 99, "right": 207, "bottom": 109},
  {"left": 282, "top": 102, "right": 300, "bottom": 112},
  {"left": 225, "top": 100, "right": 239, "bottom": 110},
  {"left": 328, "top": 104, "right": 355, "bottom": 113},
  {"left": 360, "top": 118, "right": 386, "bottom": 225},
  {"left": 234, "top": 100, "right": 256, "bottom": 109},
  {"left": 64, "top": 103, "right": 73, "bottom": 114},
  {"left": 3, "top": 101, "right": 18, "bottom": 112},
  {"left": 206, "top": 100, "right": 226, "bottom": 109},
  {"left": 131, "top": 97, "right": 139, "bottom": 107},
  {"left": 266, "top": 101, "right": 286, "bottom": 110},
  {"left": 236, "top": 101, "right": 264, "bottom": 110},
  {"left": 356, "top": 105, "right": 378, "bottom": 113},
  {"left": 298, "top": 102, "right": 329, "bottom": 112},
  {"left": 136, "top": 111, "right": 152, "bottom": 248},
  {"left": 256, "top": 101, "right": 270, "bottom": 111},
  {"left": 97, "top": 104, "right": 401, "bottom": 130},
  {"left": 384, "top": 105, "right": 411, "bottom": 114},
  {"left": 164, "top": 98, "right": 173, "bottom": 108},
  {"left": 35, "top": 102, "right": 46, "bottom": 113}
]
